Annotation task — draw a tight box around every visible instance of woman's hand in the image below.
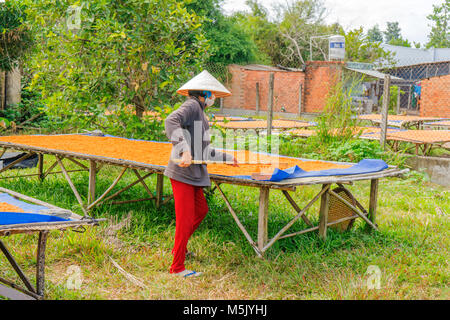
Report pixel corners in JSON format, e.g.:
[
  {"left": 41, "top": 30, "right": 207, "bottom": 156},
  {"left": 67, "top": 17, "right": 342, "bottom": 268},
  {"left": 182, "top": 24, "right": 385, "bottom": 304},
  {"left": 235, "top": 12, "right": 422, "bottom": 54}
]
[{"left": 178, "top": 151, "right": 192, "bottom": 167}]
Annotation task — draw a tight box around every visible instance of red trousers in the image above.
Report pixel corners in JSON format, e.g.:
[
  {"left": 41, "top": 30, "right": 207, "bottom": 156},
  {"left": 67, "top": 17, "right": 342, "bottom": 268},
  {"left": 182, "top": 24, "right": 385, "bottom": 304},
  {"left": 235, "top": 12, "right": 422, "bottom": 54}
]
[{"left": 169, "top": 179, "right": 209, "bottom": 273}]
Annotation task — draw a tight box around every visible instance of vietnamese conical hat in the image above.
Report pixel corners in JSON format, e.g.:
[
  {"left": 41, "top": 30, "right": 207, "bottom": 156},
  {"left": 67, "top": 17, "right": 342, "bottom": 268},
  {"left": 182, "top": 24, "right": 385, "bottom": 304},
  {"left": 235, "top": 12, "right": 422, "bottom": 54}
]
[{"left": 177, "top": 70, "right": 232, "bottom": 98}]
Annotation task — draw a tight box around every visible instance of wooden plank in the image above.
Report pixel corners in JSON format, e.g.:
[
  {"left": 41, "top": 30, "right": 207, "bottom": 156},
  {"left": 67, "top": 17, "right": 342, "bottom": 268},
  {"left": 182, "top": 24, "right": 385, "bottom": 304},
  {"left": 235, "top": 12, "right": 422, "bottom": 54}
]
[
  {"left": 36, "top": 231, "right": 48, "bottom": 297},
  {"left": 213, "top": 181, "right": 262, "bottom": 257},
  {"left": 56, "top": 156, "right": 88, "bottom": 215},
  {"left": 278, "top": 214, "right": 359, "bottom": 240},
  {"left": 101, "top": 172, "right": 154, "bottom": 204},
  {"left": 0, "top": 240, "right": 36, "bottom": 294},
  {"left": 88, "top": 161, "right": 96, "bottom": 205},
  {"left": 42, "top": 160, "right": 58, "bottom": 179},
  {"left": 256, "top": 82, "right": 260, "bottom": 114},
  {"left": 380, "top": 74, "right": 391, "bottom": 149},
  {"left": 0, "top": 282, "right": 36, "bottom": 300},
  {"left": 67, "top": 157, "right": 89, "bottom": 170},
  {"left": 38, "top": 154, "right": 44, "bottom": 180},
  {"left": 263, "top": 185, "right": 329, "bottom": 252},
  {"left": 282, "top": 190, "right": 313, "bottom": 226},
  {"left": 87, "top": 167, "right": 127, "bottom": 210},
  {"left": 132, "top": 169, "right": 154, "bottom": 198},
  {"left": 0, "top": 152, "right": 35, "bottom": 174},
  {"left": 156, "top": 173, "right": 164, "bottom": 208},
  {"left": 318, "top": 184, "right": 331, "bottom": 240},
  {"left": 368, "top": 179, "right": 379, "bottom": 230},
  {"left": 267, "top": 73, "right": 274, "bottom": 136},
  {"left": 258, "top": 187, "right": 270, "bottom": 252}
]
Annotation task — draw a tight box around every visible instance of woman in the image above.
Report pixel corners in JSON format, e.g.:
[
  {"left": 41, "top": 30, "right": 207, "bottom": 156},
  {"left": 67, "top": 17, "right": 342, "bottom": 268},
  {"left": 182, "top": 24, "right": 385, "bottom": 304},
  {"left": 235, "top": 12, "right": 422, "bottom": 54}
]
[{"left": 164, "top": 71, "right": 237, "bottom": 278}]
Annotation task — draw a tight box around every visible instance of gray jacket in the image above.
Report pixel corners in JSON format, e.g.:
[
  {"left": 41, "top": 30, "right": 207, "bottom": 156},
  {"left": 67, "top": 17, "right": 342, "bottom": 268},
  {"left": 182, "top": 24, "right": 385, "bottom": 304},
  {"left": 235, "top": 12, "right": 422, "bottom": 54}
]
[{"left": 164, "top": 97, "right": 233, "bottom": 187}]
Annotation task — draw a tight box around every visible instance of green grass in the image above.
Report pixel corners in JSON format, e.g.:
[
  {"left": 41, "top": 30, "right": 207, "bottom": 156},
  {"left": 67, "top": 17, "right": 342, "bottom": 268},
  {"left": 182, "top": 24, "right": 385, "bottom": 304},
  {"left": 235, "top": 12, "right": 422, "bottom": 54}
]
[{"left": 0, "top": 158, "right": 448, "bottom": 300}]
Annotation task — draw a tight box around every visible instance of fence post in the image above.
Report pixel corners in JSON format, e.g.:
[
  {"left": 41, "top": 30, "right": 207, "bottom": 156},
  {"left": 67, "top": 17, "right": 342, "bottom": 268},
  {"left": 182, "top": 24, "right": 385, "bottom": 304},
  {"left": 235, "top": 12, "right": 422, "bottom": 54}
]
[
  {"left": 298, "top": 84, "right": 303, "bottom": 115},
  {"left": 407, "top": 85, "right": 412, "bottom": 110},
  {"left": 267, "top": 73, "right": 274, "bottom": 137},
  {"left": 380, "top": 75, "right": 391, "bottom": 150},
  {"left": 396, "top": 86, "right": 401, "bottom": 114},
  {"left": 256, "top": 82, "right": 260, "bottom": 114},
  {"left": 0, "top": 71, "right": 5, "bottom": 110}
]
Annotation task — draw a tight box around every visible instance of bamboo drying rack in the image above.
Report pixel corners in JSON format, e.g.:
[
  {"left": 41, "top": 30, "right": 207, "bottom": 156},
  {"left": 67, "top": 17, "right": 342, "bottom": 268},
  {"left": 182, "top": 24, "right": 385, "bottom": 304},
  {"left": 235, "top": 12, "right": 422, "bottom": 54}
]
[{"left": 0, "top": 135, "right": 407, "bottom": 257}]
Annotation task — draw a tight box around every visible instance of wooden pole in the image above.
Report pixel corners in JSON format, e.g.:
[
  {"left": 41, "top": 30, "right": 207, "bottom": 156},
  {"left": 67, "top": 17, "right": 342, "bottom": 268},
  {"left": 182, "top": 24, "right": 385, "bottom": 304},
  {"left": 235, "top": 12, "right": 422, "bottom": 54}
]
[
  {"left": 407, "top": 85, "right": 412, "bottom": 110},
  {"left": 267, "top": 73, "right": 274, "bottom": 136},
  {"left": 36, "top": 231, "right": 48, "bottom": 298},
  {"left": 256, "top": 82, "right": 260, "bottom": 114},
  {"left": 56, "top": 157, "right": 88, "bottom": 215},
  {"left": 396, "top": 86, "right": 401, "bottom": 114},
  {"left": 257, "top": 187, "right": 270, "bottom": 253},
  {"left": 367, "top": 179, "right": 379, "bottom": 231},
  {"left": 298, "top": 84, "right": 303, "bottom": 115},
  {"left": 38, "top": 154, "right": 44, "bottom": 181},
  {"left": 88, "top": 160, "right": 96, "bottom": 205},
  {"left": 380, "top": 75, "right": 391, "bottom": 150},
  {"left": 0, "top": 71, "right": 5, "bottom": 110},
  {"left": 318, "top": 184, "right": 331, "bottom": 240},
  {"left": 156, "top": 173, "right": 164, "bottom": 208},
  {"left": 220, "top": 98, "right": 224, "bottom": 113}
]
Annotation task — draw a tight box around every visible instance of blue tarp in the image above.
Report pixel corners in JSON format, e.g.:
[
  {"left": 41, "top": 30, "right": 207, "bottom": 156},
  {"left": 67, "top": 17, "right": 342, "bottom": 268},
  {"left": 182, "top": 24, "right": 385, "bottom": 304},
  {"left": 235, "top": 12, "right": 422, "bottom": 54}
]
[
  {"left": 238, "top": 159, "right": 389, "bottom": 182},
  {"left": 0, "top": 193, "right": 49, "bottom": 213},
  {"left": 0, "top": 193, "right": 70, "bottom": 226},
  {"left": 0, "top": 212, "right": 69, "bottom": 225}
]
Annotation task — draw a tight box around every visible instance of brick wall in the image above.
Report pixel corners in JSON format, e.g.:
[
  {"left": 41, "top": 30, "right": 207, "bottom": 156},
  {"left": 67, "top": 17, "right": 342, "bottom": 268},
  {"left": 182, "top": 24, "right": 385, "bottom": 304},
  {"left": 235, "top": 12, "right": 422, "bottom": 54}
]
[
  {"left": 420, "top": 74, "right": 450, "bottom": 118},
  {"left": 223, "top": 62, "right": 343, "bottom": 114},
  {"left": 223, "top": 65, "right": 305, "bottom": 114},
  {"left": 303, "top": 61, "right": 344, "bottom": 113}
]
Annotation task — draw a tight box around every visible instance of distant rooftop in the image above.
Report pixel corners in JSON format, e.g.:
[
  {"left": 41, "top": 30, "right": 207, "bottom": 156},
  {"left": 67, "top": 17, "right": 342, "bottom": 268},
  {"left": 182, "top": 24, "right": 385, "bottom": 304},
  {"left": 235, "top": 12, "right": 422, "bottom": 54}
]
[{"left": 381, "top": 44, "right": 450, "bottom": 67}]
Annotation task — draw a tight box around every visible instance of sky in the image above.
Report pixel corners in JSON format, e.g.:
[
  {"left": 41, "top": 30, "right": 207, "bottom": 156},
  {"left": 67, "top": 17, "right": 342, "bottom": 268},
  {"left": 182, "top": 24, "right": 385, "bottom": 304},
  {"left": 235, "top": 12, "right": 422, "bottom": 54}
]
[{"left": 222, "top": 0, "right": 444, "bottom": 46}]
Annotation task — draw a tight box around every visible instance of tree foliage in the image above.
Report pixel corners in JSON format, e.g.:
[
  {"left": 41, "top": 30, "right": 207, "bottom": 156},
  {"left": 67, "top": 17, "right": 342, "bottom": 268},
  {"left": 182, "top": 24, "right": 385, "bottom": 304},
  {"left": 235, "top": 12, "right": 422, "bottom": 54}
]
[
  {"left": 367, "top": 25, "right": 383, "bottom": 43},
  {"left": 186, "top": 0, "right": 259, "bottom": 65},
  {"left": 344, "top": 27, "right": 396, "bottom": 67},
  {"left": 0, "top": 2, "right": 33, "bottom": 72},
  {"left": 426, "top": 0, "right": 450, "bottom": 48},
  {"left": 23, "top": 0, "right": 208, "bottom": 127},
  {"left": 383, "top": 21, "right": 402, "bottom": 43}
]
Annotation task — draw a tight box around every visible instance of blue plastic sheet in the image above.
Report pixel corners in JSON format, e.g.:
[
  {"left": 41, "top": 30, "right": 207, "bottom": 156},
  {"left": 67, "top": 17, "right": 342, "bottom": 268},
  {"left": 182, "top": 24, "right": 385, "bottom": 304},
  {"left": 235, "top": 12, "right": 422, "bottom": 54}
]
[
  {"left": 0, "top": 193, "right": 49, "bottom": 213},
  {"left": 0, "top": 193, "right": 71, "bottom": 226},
  {"left": 0, "top": 212, "right": 69, "bottom": 225},
  {"left": 237, "top": 159, "right": 389, "bottom": 182}
]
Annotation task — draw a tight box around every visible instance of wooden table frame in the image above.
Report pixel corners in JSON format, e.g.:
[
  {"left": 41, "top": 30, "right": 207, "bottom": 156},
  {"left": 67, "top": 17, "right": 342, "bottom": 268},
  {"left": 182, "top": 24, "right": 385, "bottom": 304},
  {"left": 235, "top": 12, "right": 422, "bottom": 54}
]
[
  {"left": 0, "top": 143, "right": 173, "bottom": 215},
  {"left": 0, "top": 138, "right": 407, "bottom": 257},
  {"left": 210, "top": 168, "right": 407, "bottom": 257},
  {"left": 360, "top": 135, "right": 450, "bottom": 156},
  {"left": 0, "top": 187, "right": 101, "bottom": 300}
]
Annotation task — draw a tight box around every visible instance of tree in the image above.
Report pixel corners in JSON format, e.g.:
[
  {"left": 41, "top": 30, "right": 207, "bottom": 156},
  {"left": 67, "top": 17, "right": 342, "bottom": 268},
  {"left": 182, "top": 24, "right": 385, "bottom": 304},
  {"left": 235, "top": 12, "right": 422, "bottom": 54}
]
[
  {"left": 344, "top": 27, "right": 396, "bottom": 67},
  {"left": 426, "top": 0, "right": 450, "bottom": 48},
  {"left": 388, "top": 37, "right": 411, "bottom": 47},
  {"left": 383, "top": 21, "right": 411, "bottom": 47},
  {"left": 367, "top": 25, "right": 383, "bottom": 42},
  {"left": 186, "top": 0, "right": 259, "bottom": 65},
  {"left": 383, "top": 21, "right": 402, "bottom": 43},
  {"left": 0, "top": 1, "right": 32, "bottom": 72},
  {"left": 24, "top": 0, "right": 208, "bottom": 122},
  {"left": 233, "top": 0, "right": 284, "bottom": 65},
  {"left": 276, "top": 0, "right": 334, "bottom": 67}
]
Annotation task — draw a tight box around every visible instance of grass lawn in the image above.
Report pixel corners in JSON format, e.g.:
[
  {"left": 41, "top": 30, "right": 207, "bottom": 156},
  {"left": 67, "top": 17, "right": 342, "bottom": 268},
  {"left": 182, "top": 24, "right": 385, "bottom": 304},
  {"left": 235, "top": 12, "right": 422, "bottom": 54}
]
[{"left": 0, "top": 157, "right": 448, "bottom": 300}]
